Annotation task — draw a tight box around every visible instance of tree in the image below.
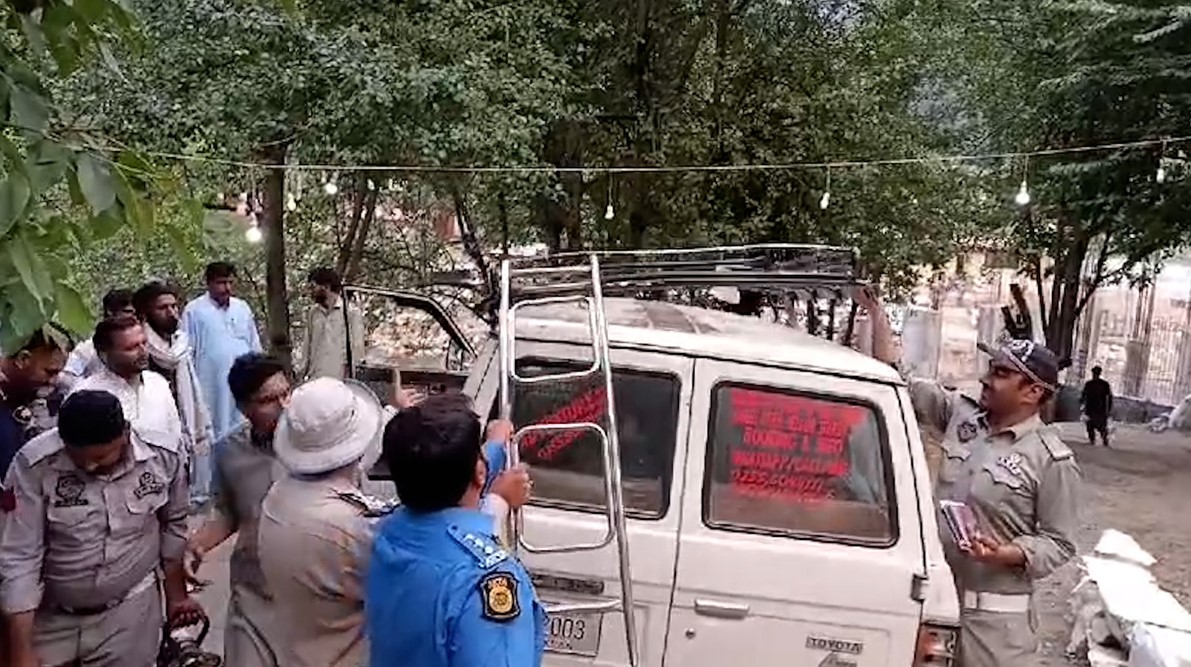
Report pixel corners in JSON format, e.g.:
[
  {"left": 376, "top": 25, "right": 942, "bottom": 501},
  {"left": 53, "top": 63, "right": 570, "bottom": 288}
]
[
  {"left": 1, "top": 0, "right": 168, "bottom": 350},
  {"left": 928, "top": 0, "right": 1191, "bottom": 360}
]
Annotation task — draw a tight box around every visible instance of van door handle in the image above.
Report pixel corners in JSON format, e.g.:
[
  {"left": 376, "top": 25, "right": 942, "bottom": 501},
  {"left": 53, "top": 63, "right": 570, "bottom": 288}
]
[{"left": 694, "top": 598, "right": 750, "bottom": 619}]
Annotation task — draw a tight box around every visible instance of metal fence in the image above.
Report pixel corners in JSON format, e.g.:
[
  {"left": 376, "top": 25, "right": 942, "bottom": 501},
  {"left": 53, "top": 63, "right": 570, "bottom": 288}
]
[
  {"left": 927, "top": 275, "right": 1191, "bottom": 407},
  {"left": 1091, "top": 312, "right": 1190, "bottom": 407}
]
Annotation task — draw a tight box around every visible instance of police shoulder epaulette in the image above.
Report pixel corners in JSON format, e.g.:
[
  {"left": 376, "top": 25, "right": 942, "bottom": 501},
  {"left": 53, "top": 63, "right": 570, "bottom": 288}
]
[
  {"left": 334, "top": 490, "right": 398, "bottom": 518},
  {"left": 448, "top": 524, "right": 509, "bottom": 569},
  {"left": 957, "top": 393, "right": 981, "bottom": 410},
  {"left": 1038, "top": 427, "right": 1074, "bottom": 461},
  {"left": 19, "top": 429, "right": 65, "bottom": 467}
]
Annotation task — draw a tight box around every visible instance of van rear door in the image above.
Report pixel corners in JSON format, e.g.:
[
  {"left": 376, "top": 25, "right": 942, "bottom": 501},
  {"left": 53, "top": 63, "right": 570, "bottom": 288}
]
[
  {"left": 664, "top": 359, "right": 926, "bottom": 667},
  {"left": 482, "top": 341, "right": 693, "bottom": 667}
]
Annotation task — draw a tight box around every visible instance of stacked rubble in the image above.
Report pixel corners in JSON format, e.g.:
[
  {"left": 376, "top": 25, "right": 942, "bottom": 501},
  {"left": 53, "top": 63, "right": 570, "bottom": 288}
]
[{"left": 1067, "top": 529, "right": 1191, "bottom": 667}]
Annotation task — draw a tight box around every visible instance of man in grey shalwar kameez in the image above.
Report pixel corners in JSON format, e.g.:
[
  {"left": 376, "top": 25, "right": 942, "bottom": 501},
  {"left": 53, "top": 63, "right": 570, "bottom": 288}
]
[{"left": 185, "top": 353, "right": 289, "bottom": 667}]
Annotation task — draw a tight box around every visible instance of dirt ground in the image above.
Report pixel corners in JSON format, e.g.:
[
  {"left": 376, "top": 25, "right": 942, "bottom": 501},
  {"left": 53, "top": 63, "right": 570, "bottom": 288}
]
[{"left": 1026, "top": 422, "right": 1191, "bottom": 665}]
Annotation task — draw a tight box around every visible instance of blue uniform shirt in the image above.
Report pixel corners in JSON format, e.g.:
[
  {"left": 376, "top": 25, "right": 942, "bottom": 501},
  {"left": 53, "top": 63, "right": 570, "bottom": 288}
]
[
  {"left": 483, "top": 441, "right": 507, "bottom": 492},
  {"left": 0, "top": 402, "right": 32, "bottom": 482},
  {"left": 366, "top": 506, "right": 546, "bottom": 667}
]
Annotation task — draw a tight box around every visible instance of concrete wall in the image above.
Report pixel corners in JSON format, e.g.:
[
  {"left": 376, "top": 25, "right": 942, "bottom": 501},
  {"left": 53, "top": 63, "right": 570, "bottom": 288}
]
[{"left": 903, "top": 307, "right": 942, "bottom": 379}]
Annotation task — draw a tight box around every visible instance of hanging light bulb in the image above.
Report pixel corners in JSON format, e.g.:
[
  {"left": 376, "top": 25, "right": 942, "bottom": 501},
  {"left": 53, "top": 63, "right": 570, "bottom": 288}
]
[
  {"left": 323, "top": 178, "right": 339, "bottom": 196},
  {"left": 819, "top": 166, "right": 831, "bottom": 210},
  {"left": 1156, "top": 162, "right": 1167, "bottom": 184},
  {"left": 367, "top": 179, "right": 376, "bottom": 191},
  {"left": 245, "top": 220, "right": 263, "bottom": 244},
  {"left": 286, "top": 193, "right": 298, "bottom": 212},
  {"left": 1015, "top": 180, "right": 1031, "bottom": 206},
  {"left": 604, "top": 202, "right": 615, "bottom": 220}
]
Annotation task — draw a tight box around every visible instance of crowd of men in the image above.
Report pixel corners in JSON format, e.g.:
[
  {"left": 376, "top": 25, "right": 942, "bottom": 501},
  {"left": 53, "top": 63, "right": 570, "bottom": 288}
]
[{"left": 0, "top": 262, "right": 539, "bottom": 667}]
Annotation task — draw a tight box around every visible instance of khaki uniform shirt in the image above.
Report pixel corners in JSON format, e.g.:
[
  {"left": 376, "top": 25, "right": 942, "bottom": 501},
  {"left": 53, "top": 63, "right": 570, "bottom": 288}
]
[
  {"left": 0, "top": 428, "right": 188, "bottom": 613},
  {"left": 909, "top": 379, "right": 1082, "bottom": 594},
  {"left": 214, "top": 423, "right": 285, "bottom": 597},
  {"left": 257, "top": 475, "right": 377, "bottom": 667},
  {"left": 299, "top": 297, "right": 365, "bottom": 381}
]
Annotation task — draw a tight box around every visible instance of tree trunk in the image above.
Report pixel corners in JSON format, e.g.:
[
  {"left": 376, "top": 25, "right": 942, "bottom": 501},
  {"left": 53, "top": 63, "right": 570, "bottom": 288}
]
[
  {"left": 453, "top": 188, "right": 490, "bottom": 289},
  {"left": 261, "top": 145, "right": 293, "bottom": 371},
  {"left": 344, "top": 189, "right": 378, "bottom": 283},
  {"left": 1044, "top": 235, "right": 1089, "bottom": 365},
  {"left": 336, "top": 174, "right": 368, "bottom": 276}
]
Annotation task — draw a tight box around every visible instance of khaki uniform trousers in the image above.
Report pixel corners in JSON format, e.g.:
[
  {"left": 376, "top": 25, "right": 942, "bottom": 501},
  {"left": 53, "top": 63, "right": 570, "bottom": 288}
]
[
  {"left": 34, "top": 579, "right": 162, "bottom": 667},
  {"left": 960, "top": 604, "right": 1040, "bottom": 667},
  {"left": 224, "top": 583, "right": 280, "bottom": 667}
]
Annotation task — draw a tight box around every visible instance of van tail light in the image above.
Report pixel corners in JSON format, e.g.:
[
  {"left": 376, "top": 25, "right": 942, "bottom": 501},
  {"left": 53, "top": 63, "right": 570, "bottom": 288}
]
[{"left": 915, "top": 622, "right": 958, "bottom": 666}]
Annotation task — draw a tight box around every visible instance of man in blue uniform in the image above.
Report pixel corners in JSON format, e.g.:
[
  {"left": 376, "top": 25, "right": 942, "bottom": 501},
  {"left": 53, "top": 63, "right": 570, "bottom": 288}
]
[{"left": 366, "top": 393, "right": 544, "bottom": 667}]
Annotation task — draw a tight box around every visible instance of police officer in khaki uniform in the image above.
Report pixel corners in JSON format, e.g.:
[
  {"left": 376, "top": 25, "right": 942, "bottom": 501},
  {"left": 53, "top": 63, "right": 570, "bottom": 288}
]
[
  {"left": 0, "top": 390, "right": 204, "bottom": 667},
  {"left": 858, "top": 290, "right": 1081, "bottom": 667}
]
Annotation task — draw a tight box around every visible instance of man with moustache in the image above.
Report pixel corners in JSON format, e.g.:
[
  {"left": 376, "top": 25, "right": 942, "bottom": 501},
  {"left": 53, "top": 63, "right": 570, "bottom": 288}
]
[
  {"left": 60, "top": 290, "right": 136, "bottom": 391},
  {"left": 70, "top": 315, "right": 184, "bottom": 447},
  {"left": 186, "top": 354, "right": 290, "bottom": 667},
  {"left": 135, "top": 281, "right": 215, "bottom": 510},
  {"left": 856, "top": 288, "right": 1081, "bottom": 667},
  {"left": 0, "top": 390, "right": 203, "bottom": 667},
  {"left": 183, "top": 262, "right": 263, "bottom": 444},
  {"left": 0, "top": 326, "right": 73, "bottom": 664},
  {"left": 0, "top": 327, "right": 72, "bottom": 481},
  {"left": 297, "top": 267, "right": 365, "bottom": 381}
]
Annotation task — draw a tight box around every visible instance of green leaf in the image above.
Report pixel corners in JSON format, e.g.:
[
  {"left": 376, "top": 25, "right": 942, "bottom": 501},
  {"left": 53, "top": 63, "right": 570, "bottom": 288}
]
[
  {"left": 89, "top": 210, "right": 125, "bottom": 240},
  {"left": 9, "top": 233, "right": 48, "bottom": 303},
  {"left": 0, "top": 172, "right": 33, "bottom": 237},
  {"left": 117, "top": 151, "right": 158, "bottom": 189},
  {"left": 164, "top": 223, "right": 200, "bottom": 273},
  {"left": 75, "top": 0, "right": 108, "bottom": 23},
  {"left": 27, "top": 141, "right": 73, "bottom": 191},
  {"left": 9, "top": 85, "right": 50, "bottom": 134},
  {"left": 18, "top": 15, "right": 47, "bottom": 60},
  {"left": 54, "top": 283, "right": 94, "bottom": 335},
  {"left": 0, "top": 135, "right": 25, "bottom": 170},
  {"left": 76, "top": 153, "right": 118, "bottom": 214},
  {"left": 110, "top": 165, "right": 152, "bottom": 234},
  {"left": 5, "top": 286, "right": 45, "bottom": 343}
]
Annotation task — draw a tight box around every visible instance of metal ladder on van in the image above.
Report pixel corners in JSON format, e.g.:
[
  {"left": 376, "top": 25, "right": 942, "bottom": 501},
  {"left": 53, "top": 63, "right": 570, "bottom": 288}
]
[{"left": 497, "top": 253, "right": 641, "bottom": 667}]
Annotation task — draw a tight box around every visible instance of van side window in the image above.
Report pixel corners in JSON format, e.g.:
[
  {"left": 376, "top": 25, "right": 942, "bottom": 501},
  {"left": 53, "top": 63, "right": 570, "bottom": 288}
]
[
  {"left": 703, "top": 383, "right": 896, "bottom": 545},
  {"left": 493, "top": 359, "right": 680, "bottom": 519}
]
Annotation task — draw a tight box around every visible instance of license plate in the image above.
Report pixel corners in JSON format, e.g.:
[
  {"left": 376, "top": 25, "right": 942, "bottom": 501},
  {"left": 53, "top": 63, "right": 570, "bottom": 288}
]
[{"left": 545, "top": 608, "right": 603, "bottom": 657}]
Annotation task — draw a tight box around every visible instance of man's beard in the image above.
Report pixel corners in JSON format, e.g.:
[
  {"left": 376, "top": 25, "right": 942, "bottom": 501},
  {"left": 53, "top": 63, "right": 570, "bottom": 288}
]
[{"left": 151, "top": 317, "right": 179, "bottom": 337}]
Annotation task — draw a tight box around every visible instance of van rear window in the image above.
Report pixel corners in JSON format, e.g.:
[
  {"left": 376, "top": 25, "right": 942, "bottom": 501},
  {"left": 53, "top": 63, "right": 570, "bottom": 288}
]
[
  {"left": 703, "top": 383, "right": 896, "bottom": 544},
  {"left": 498, "top": 360, "right": 679, "bottom": 519}
]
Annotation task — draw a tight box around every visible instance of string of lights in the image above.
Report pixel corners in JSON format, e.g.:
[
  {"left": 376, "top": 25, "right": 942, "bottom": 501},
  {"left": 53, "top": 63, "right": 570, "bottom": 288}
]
[{"left": 132, "top": 135, "right": 1189, "bottom": 175}]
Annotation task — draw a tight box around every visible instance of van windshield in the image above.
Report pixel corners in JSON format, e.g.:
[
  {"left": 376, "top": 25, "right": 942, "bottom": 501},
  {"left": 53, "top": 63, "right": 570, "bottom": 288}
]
[
  {"left": 498, "top": 359, "right": 680, "bottom": 519},
  {"left": 703, "top": 383, "right": 896, "bottom": 545}
]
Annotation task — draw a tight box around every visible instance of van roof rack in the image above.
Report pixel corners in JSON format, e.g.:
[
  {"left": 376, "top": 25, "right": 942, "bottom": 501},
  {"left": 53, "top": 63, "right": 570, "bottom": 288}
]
[
  {"left": 484, "top": 243, "right": 868, "bottom": 342},
  {"left": 493, "top": 243, "right": 862, "bottom": 300}
]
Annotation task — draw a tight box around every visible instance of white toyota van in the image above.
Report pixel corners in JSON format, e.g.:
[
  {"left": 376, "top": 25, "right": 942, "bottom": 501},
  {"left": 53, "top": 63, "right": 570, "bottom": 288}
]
[{"left": 355, "top": 246, "right": 960, "bottom": 667}]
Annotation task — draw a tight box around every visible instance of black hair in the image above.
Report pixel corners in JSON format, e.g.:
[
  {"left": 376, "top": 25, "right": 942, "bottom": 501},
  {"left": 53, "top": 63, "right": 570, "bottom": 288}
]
[
  {"left": 1091, "top": 366, "right": 1103, "bottom": 376},
  {"left": 92, "top": 315, "right": 142, "bottom": 353},
  {"left": 307, "top": 267, "right": 343, "bottom": 292},
  {"left": 7, "top": 323, "right": 74, "bottom": 359},
  {"left": 59, "top": 390, "right": 127, "bottom": 448},
  {"left": 132, "top": 281, "right": 179, "bottom": 317},
  {"left": 227, "top": 353, "right": 287, "bottom": 405},
  {"left": 205, "top": 261, "right": 237, "bottom": 283},
  {"left": 383, "top": 392, "right": 484, "bottom": 512},
  {"left": 101, "top": 289, "right": 134, "bottom": 316}
]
